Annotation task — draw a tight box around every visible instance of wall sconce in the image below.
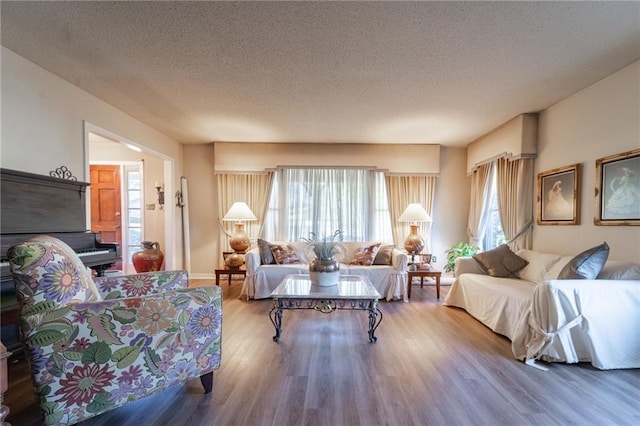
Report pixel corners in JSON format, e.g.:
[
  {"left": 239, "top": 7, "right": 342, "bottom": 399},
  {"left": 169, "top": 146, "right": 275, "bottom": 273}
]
[{"left": 155, "top": 181, "right": 164, "bottom": 206}]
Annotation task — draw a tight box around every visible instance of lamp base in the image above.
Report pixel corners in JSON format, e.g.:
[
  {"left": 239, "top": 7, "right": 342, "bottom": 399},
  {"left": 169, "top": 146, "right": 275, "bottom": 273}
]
[
  {"left": 404, "top": 224, "right": 425, "bottom": 254},
  {"left": 229, "top": 223, "right": 250, "bottom": 253},
  {"left": 225, "top": 252, "right": 245, "bottom": 269}
]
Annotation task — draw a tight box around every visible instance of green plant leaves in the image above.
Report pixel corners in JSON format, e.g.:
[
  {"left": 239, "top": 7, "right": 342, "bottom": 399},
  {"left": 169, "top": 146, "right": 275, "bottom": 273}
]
[{"left": 444, "top": 242, "right": 479, "bottom": 273}]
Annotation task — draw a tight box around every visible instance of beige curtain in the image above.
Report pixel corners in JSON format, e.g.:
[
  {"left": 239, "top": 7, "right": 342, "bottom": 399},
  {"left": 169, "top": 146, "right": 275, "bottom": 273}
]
[
  {"left": 467, "top": 162, "right": 492, "bottom": 248},
  {"left": 385, "top": 175, "right": 437, "bottom": 252},
  {"left": 496, "top": 157, "right": 534, "bottom": 251},
  {"left": 216, "top": 172, "right": 274, "bottom": 252}
]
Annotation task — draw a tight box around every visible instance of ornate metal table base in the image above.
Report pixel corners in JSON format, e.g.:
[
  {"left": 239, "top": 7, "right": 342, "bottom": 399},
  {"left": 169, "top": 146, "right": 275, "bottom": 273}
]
[{"left": 269, "top": 297, "right": 383, "bottom": 343}]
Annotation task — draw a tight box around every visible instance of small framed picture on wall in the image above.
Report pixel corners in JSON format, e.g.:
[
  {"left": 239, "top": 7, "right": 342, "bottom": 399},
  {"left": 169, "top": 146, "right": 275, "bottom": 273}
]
[
  {"left": 537, "top": 163, "right": 580, "bottom": 225},
  {"left": 595, "top": 149, "right": 640, "bottom": 226}
]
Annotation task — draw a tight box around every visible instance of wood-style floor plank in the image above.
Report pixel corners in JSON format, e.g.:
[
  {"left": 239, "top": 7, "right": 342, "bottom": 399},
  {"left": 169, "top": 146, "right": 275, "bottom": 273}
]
[{"left": 5, "top": 279, "right": 640, "bottom": 425}]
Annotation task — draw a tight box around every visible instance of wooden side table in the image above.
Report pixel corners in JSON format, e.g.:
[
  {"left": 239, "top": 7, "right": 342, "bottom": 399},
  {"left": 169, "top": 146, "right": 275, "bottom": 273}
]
[
  {"left": 407, "top": 269, "right": 442, "bottom": 299},
  {"left": 214, "top": 267, "right": 246, "bottom": 286}
]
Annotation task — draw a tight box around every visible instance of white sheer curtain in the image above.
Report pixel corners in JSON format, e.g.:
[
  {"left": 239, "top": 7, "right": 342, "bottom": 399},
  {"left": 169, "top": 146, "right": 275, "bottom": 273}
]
[
  {"left": 385, "top": 175, "right": 437, "bottom": 252},
  {"left": 496, "top": 157, "right": 534, "bottom": 251},
  {"left": 467, "top": 162, "right": 493, "bottom": 248},
  {"left": 263, "top": 168, "right": 392, "bottom": 242}
]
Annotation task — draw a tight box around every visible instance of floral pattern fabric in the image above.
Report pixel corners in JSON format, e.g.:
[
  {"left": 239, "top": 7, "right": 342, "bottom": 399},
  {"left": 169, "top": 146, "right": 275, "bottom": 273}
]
[{"left": 8, "top": 236, "right": 223, "bottom": 426}]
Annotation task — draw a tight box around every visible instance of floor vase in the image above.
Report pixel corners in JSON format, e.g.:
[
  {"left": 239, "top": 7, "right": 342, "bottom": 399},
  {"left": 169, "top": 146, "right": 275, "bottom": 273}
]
[{"left": 132, "top": 241, "right": 164, "bottom": 272}]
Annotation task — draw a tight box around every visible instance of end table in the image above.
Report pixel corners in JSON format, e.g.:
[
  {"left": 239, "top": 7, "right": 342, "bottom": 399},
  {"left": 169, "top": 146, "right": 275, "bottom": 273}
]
[
  {"left": 407, "top": 269, "right": 442, "bottom": 299},
  {"left": 214, "top": 266, "right": 246, "bottom": 286}
]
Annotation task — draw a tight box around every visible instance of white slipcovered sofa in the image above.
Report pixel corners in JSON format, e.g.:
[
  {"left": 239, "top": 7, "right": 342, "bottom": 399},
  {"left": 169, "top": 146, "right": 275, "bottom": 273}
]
[
  {"left": 241, "top": 241, "right": 408, "bottom": 301},
  {"left": 444, "top": 246, "right": 640, "bottom": 370}
]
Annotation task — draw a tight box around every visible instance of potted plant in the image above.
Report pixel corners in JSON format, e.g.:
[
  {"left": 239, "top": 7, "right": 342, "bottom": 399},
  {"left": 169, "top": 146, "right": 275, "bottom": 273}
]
[
  {"left": 303, "top": 230, "right": 343, "bottom": 286},
  {"left": 444, "top": 241, "right": 479, "bottom": 273}
]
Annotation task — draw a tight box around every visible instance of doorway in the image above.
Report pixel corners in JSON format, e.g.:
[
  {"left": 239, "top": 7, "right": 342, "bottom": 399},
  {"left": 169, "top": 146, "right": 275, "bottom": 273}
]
[
  {"left": 84, "top": 122, "right": 176, "bottom": 271},
  {"left": 90, "top": 165, "right": 123, "bottom": 271},
  {"left": 89, "top": 163, "right": 146, "bottom": 274}
]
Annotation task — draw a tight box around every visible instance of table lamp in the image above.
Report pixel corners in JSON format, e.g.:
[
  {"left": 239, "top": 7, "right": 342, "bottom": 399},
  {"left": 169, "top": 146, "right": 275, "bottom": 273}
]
[
  {"left": 398, "top": 203, "right": 432, "bottom": 254},
  {"left": 222, "top": 202, "right": 257, "bottom": 269}
]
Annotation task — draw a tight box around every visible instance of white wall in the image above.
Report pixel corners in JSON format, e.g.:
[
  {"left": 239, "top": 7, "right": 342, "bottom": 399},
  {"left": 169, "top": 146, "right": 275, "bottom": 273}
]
[
  {"left": 533, "top": 61, "right": 640, "bottom": 263},
  {"left": 183, "top": 144, "right": 217, "bottom": 278},
  {"left": 431, "top": 147, "right": 470, "bottom": 272},
  {"left": 1, "top": 47, "right": 185, "bottom": 268}
]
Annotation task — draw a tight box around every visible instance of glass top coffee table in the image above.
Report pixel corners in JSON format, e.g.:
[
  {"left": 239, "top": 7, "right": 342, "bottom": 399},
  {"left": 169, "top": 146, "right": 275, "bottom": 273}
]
[{"left": 269, "top": 274, "right": 383, "bottom": 343}]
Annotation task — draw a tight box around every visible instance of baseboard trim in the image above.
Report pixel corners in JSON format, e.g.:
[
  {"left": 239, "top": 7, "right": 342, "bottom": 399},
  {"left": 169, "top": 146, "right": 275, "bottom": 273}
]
[{"left": 190, "top": 273, "right": 215, "bottom": 279}]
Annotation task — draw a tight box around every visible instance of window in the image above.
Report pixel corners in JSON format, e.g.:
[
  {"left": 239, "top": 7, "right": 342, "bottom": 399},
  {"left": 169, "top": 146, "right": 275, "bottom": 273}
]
[
  {"left": 125, "top": 166, "right": 143, "bottom": 267},
  {"left": 481, "top": 166, "right": 506, "bottom": 250},
  {"left": 264, "top": 168, "right": 392, "bottom": 242}
]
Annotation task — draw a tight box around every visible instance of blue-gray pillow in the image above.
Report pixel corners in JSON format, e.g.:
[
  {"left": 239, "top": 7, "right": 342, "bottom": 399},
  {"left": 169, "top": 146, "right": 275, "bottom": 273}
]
[
  {"left": 558, "top": 242, "right": 609, "bottom": 280},
  {"left": 257, "top": 238, "right": 276, "bottom": 265}
]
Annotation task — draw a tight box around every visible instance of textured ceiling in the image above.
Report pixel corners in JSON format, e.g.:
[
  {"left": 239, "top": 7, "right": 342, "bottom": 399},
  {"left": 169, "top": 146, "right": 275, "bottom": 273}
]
[{"left": 2, "top": 1, "right": 639, "bottom": 146}]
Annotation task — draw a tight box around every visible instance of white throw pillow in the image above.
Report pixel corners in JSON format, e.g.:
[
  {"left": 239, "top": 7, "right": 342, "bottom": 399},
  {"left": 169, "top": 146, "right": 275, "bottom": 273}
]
[
  {"left": 598, "top": 261, "right": 640, "bottom": 280},
  {"left": 516, "top": 249, "right": 569, "bottom": 283}
]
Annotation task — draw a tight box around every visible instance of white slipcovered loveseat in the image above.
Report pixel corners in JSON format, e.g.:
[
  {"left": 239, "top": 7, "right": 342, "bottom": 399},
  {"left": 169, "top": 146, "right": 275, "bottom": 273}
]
[
  {"left": 241, "top": 241, "right": 409, "bottom": 301},
  {"left": 444, "top": 244, "right": 640, "bottom": 370}
]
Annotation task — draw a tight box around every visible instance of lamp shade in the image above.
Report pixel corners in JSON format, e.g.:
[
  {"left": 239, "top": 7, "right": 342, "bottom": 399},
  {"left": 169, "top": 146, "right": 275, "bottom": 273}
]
[
  {"left": 223, "top": 202, "right": 257, "bottom": 222},
  {"left": 398, "top": 203, "right": 432, "bottom": 223}
]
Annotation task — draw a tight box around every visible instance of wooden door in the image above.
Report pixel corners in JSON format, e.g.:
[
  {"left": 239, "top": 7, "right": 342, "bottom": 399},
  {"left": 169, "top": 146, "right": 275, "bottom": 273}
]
[{"left": 90, "top": 165, "right": 122, "bottom": 268}]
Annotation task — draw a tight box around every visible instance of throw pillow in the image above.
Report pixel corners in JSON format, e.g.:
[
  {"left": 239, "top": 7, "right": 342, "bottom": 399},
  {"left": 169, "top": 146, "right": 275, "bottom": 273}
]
[
  {"left": 373, "top": 244, "right": 395, "bottom": 265},
  {"left": 597, "top": 261, "right": 640, "bottom": 280},
  {"left": 350, "top": 243, "right": 381, "bottom": 266},
  {"left": 557, "top": 242, "right": 610, "bottom": 280},
  {"left": 270, "top": 244, "right": 301, "bottom": 265},
  {"left": 473, "top": 244, "right": 529, "bottom": 278},
  {"left": 257, "top": 238, "right": 276, "bottom": 265}
]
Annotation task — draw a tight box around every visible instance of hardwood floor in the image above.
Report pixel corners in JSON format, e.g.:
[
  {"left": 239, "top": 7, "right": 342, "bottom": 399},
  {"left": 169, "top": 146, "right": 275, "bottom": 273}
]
[{"left": 5, "top": 279, "right": 640, "bottom": 425}]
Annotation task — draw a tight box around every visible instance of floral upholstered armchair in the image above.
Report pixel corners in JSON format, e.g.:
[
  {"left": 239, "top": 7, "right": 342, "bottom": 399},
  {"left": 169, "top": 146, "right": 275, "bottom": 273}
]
[{"left": 7, "top": 235, "right": 222, "bottom": 425}]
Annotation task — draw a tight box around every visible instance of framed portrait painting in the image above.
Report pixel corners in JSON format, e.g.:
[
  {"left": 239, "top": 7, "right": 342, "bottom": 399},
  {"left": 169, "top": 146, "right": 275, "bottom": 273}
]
[
  {"left": 595, "top": 149, "right": 640, "bottom": 226},
  {"left": 537, "top": 163, "right": 580, "bottom": 225}
]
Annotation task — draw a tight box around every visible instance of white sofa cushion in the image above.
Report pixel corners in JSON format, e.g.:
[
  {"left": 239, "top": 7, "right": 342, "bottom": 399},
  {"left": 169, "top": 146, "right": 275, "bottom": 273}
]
[{"left": 446, "top": 273, "right": 536, "bottom": 340}]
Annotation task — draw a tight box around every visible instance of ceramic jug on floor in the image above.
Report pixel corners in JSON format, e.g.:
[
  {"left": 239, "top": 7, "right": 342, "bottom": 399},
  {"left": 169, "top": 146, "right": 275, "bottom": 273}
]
[{"left": 132, "top": 241, "right": 164, "bottom": 272}]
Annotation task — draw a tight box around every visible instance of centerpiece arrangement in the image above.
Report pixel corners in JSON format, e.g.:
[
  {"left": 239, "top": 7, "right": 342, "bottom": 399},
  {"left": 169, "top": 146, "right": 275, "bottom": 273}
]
[{"left": 303, "top": 230, "right": 343, "bottom": 287}]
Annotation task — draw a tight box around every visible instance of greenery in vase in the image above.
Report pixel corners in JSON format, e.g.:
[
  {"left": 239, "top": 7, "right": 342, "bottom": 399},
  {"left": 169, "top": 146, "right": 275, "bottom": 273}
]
[
  {"left": 302, "top": 230, "right": 343, "bottom": 258},
  {"left": 444, "top": 241, "right": 480, "bottom": 273}
]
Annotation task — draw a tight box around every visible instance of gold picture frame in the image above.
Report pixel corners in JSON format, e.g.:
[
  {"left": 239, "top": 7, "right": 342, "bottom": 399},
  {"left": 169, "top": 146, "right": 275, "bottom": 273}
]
[
  {"left": 594, "top": 149, "right": 640, "bottom": 226},
  {"left": 537, "top": 163, "right": 580, "bottom": 225}
]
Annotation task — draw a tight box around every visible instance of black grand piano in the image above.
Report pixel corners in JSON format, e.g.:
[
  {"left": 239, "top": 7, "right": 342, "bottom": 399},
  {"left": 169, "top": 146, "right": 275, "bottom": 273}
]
[{"left": 1, "top": 168, "right": 121, "bottom": 355}]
